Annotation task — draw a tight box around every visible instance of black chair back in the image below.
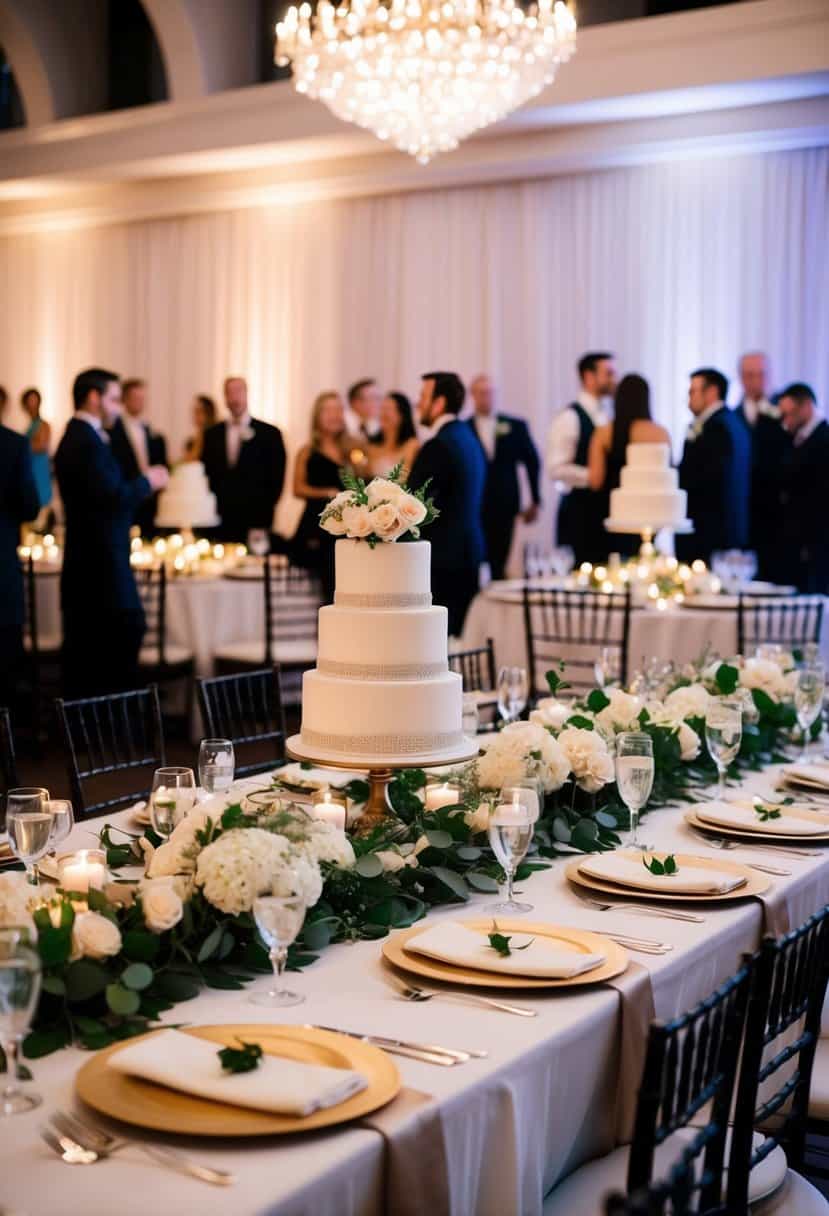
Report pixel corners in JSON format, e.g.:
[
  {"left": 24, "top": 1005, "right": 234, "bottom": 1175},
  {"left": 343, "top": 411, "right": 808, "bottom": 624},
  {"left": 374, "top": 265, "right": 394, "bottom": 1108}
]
[
  {"left": 264, "top": 556, "right": 321, "bottom": 666},
  {"left": 197, "top": 667, "right": 287, "bottom": 778},
  {"left": 54, "top": 685, "right": 166, "bottom": 819},
  {"left": 448, "top": 638, "right": 496, "bottom": 695},
  {"left": 0, "top": 707, "right": 19, "bottom": 823},
  {"left": 523, "top": 586, "right": 631, "bottom": 701},
  {"left": 20, "top": 554, "right": 40, "bottom": 659},
  {"left": 136, "top": 563, "right": 169, "bottom": 666},
  {"left": 737, "top": 594, "right": 824, "bottom": 656}
]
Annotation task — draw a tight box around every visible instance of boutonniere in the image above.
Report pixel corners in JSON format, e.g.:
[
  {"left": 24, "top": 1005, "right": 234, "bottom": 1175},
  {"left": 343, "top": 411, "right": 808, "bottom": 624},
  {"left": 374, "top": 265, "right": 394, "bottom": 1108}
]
[
  {"left": 759, "top": 402, "right": 780, "bottom": 421},
  {"left": 495, "top": 421, "right": 512, "bottom": 438},
  {"left": 685, "top": 424, "right": 699, "bottom": 443}
]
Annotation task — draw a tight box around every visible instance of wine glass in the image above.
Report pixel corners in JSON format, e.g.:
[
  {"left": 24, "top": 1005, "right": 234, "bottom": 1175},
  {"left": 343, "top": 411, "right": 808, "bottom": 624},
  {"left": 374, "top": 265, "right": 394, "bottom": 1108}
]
[
  {"left": 488, "top": 787, "right": 535, "bottom": 914},
  {"left": 0, "top": 928, "right": 42, "bottom": 1115},
  {"left": 150, "top": 767, "right": 196, "bottom": 840},
  {"left": 497, "top": 666, "right": 528, "bottom": 725},
  {"left": 594, "top": 647, "right": 618, "bottom": 689},
  {"left": 795, "top": 664, "right": 825, "bottom": 764},
  {"left": 249, "top": 890, "right": 307, "bottom": 1007},
  {"left": 615, "top": 732, "right": 654, "bottom": 850},
  {"left": 198, "top": 739, "right": 235, "bottom": 795},
  {"left": 551, "top": 546, "right": 575, "bottom": 579},
  {"left": 6, "top": 788, "right": 52, "bottom": 886},
  {"left": 462, "top": 694, "right": 480, "bottom": 738},
  {"left": 247, "top": 528, "right": 269, "bottom": 558},
  {"left": 705, "top": 699, "right": 743, "bottom": 798},
  {"left": 45, "top": 800, "right": 74, "bottom": 861}
]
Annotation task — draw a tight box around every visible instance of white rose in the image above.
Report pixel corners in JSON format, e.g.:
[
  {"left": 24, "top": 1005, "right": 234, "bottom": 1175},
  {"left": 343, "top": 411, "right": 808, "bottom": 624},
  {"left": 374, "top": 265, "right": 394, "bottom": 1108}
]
[
  {"left": 370, "top": 501, "right": 407, "bottom": 541},
  {"left": 677, "top": 721, "right": 701, "bottom": 762},
  {"left": 529, "top": 698, "right": 571, "bottom": 731},
  {"left": 664, "top": 683, "right": 711, "bottom": 722},
  {"left": 463, "top": 802, "right": 491, "bottom": 834},
  {"left": 140, "top": 877, "right": 184, "bottom": 933},
  {"left": 366, "top": 478, "right": 405, "bottom": 506},
  {"left": 595, "top": 689, "right": 642, "bottom": 734},
  {"left": 71, "top": 911, "right": 122, "bottom": 961},
  {"left": 375, "top": 849, "right": 406, "bottom": 873},
  {"left": 739, "top": 657, "right": 788, "bottom": 703},
  {"left": 328, "top": 489, "right": 355, "bottom": 514},
  {"left": 341, "top": 503, "right": 374, "bottom": 538},
  {"left": 320, "top": 511, "right": 348, "bottom": 537},
  {"left": 397, "top": 494, "right": 427, "bottom": 530},
  {"left": 557, "top": 727, "right": 614, "bottom": 793},
  {"left": 413, "top": 834, "right": 431, "bottom": 857}
]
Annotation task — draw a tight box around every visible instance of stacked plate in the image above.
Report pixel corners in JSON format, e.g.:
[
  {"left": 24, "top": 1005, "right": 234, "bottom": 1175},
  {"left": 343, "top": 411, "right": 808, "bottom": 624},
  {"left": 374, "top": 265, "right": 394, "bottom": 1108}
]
[
  {"left": 566, "top": 850, "right": 769, "bottom": 902},
  {"left": 686, "top": 798, "right": 829, "bottom": 845}
]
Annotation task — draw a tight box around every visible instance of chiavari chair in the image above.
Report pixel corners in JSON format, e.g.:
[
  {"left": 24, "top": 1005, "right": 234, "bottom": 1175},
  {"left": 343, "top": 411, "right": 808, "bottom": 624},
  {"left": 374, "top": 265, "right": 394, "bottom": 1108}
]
[
  {"left": 737, "top": 594, "right": 824, "bottom": 657},
  {"left": 54, "top": 685, "right": 166, "bottom": 819},
  {"left": 0, "top": 707, "right": 19, "bottom": 816},
  {"left": 20, "top": 553, "right": 61, "bottom": 744},
  {"left": 197, "top": 666, "right": 287, "bottom": 778},
  {"left": 524, "top": 585, "right": 631, "bottom": 702},
  {"left": 135, "top": 562, "right": 195, "bottom": 718},
  {"left": 448, "top": 637, "right": 498, "bottom": 731}
]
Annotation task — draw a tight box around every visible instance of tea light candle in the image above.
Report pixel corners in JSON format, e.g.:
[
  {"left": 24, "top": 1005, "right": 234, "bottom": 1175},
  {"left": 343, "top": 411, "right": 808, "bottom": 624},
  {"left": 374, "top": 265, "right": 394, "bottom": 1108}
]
[
  {"left": 424, "top": 782, "right": 458, "bottom": 813},
  {"left": 212, "top": 543, "right": 225, "bottom": 561},
  {"left": 312, "top": 788, "right": 347, "bottom": 832},
  {"left": 494, "top": 789, "right": 526, "bottom": 824},
  {"left": 59, "top": 849, "right": 108, "bottom": 894}
]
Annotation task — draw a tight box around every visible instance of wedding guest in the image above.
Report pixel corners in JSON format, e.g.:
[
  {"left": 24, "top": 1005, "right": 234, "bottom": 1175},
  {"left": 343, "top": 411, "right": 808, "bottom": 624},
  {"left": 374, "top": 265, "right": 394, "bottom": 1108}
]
[
  {"left": 202, "top": 376, "right": 286, "bottom": 543},
  {"left": 291, "top": 391, "right": 349, "bottom": 604},
  {"left": 588, "top": 373, "right": 671, "bottom": 558},
  {"left": 370, "top": 392, "right": 419, "bottom": 479},
  {"left": 467, "top": 373, "right": 541, "bottom": 581},
  {"left": 110, "top": 379, "right": 168, "bottom": 537},
  {"left": 20, "top": 387, "right": 52, "bottom": 524},
  {"left": 676, "top": 368, "right": 750, "bottom": 565},
  {"left": 345, "top": 378, "right": 383, "bottom": 450},
  {"left": 182, "top": 394, "right": 217, "bottom": 462},
  {"left": 0, "top": 399, "right": 39, "bottom": 712},
  {"left": 732, "top": 351, "right": 785, "bottom": 579},
  {"left": 410, "top": 372, "right": 486, "bottom": 636},
  {"left": 774, "top": 383, "right": 829, "bottom": 593},
  {"left": 55, "top": 368, "right": 168, "bottom": 697},
  {"left": 547, "top": 352, "right": 617, "bottom": 563}
]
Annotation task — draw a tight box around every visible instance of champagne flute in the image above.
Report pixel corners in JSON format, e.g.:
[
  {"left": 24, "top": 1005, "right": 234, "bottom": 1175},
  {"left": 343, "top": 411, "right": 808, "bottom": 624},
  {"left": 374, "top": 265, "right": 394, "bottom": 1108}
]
[
  {"left": 497, "top": 666, "right": 528, "bottom": 725},
  {"left": 45, "top": 800, "right": 74, "bottom": 861},
  {"left": 0, "top": 929, "right": 42, "bottom": 1115},
  {"left": 198, "top": 739, "right": 235, "bottom": 795},
  {"left": 462, "top": 694, "right": 480, "bottom": 738},
  {"left": 705, "top": 699, "right": 743, "bottom": 798},
  {"left": 594, "top": 647, "right": 618, "bottom": 689},
  {"left": 6, "top": 788, "right": 52, "bottom": 886},
  {"left": 150, "top": 767, "right": 196, "bottom": 840},
  {"left": 250, "top": 890, "right": 307, "bottom": 1007},
  {"left": 615, "top": 732, "right": 654, "bottom": 850},
  {"left": 795, "top": 664, "right": 825, "bottom": 764},
  {"left": 247, "top": 528, "right": 270, "bottom": 558},
  {"left": 488, "top": 787, "right": 535, "bottom": 914}
]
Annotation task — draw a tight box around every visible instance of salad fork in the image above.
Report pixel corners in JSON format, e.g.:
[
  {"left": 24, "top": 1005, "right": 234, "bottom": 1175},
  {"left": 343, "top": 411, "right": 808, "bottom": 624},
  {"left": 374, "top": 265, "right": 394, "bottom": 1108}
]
[
  {"left": 383, "top": 973, "right": 537, "bottom": 1016},
  {"left": 572, "top": 894, "right": 704, "bottom": 924}
]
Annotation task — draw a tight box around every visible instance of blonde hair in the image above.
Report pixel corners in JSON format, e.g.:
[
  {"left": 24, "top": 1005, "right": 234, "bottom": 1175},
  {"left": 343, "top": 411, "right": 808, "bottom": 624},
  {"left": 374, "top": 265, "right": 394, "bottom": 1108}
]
[{"left": 310, "top": 391, "right": 346, "bottom": 453}]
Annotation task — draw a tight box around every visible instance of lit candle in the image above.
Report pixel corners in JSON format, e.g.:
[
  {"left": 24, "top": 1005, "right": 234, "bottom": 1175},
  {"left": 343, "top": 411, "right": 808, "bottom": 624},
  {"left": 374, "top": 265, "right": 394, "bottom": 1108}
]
[
  {"left": 213, "top": 543, "right": 225, "bottom": 560},
  {"left": 153, "top": 538, "right": 167, "bottom": 556},
  {"left": 424, "top": 782, "right": 458, "bottom": 812},
  {"left": 494, "top": 789, "right": 526, "bottom": 825},
  {"left": 59, "top": 849, "right": 108, "bottom": 894},
  {"left": 173, "top": 554, "right": 186, "bottom": 572},
  {"left": 691, "top": 559, "right": 706, "bottom": 574},
  {"left": 43, "top": 534, "right": 55, "bottom": 547},
  {"left": 17, "top": 545, "right": 30, "bottom": 559},
  {"left": 312, "top": 789, "right": 347, "bottom": 831},
  {"left": 170, "top": 534, "right": 184, "bottom": 549},
  {"left": 197, "top": 538, "right": 211, "bottom": 555}
]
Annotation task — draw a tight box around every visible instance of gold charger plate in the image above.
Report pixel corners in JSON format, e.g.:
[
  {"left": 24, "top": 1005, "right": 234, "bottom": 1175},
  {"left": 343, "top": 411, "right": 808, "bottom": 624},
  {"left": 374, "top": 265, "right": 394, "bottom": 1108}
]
[
  {"left": 566, "top": 851, "right": 770, "bottom": 903},
  {"left": 381, "top": 919, "right": 628, "bottom": 989},
  {"left": 75, "top": 1024, "right": 400, "bottom": 1137},
  {"left": 686, "top": 809, "right": 829, "bottom": 846}
]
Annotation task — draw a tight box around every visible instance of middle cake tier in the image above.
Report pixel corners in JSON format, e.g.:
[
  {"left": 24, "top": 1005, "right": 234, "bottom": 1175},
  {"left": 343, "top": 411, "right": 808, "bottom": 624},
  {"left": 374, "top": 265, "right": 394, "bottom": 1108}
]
[{"left": 316, "top": 604, "right": 449, "bottom": 680}]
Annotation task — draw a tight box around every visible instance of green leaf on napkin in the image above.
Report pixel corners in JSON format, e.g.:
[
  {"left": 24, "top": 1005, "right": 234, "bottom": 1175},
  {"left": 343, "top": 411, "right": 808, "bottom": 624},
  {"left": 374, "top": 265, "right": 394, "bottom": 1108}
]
[
  {"left": 487, "top": 921, "right": 534, "bottom": 957},
  {"left": 753, "top": 802, "right": 782, "bottom": 822},
  {"left": 643, "top": 854, "right": 678, "bottom": 876},
  {"left": 218, "top": 1039, "right": 264, "bottom": 1074}
]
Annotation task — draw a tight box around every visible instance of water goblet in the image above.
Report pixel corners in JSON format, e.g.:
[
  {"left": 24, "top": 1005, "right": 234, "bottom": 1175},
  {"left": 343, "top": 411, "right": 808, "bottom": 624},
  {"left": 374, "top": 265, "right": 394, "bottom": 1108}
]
[
  {"left": 0, "top": 929, "right": 42, "bottom": 1115},
  {"left": 705, "top": 699, "right": 743, "bottom": 798},
  {"left": 150, "top": 767, "right": 196, "bottom": 840},
  {"left": 795, "top": 664, "right": 825, "bottom": 764},
  {"left": 551, "top": 546, "right": 575, "bottom": 578},
  {"left": 45, "top": 799, "right": 74, "bottom": 861},
  {"left": 488, "top": 787, "right": 535, "bottom": 914},
  {"left": 198, "top": 739, "right": 235, "bottom": 795},
  {"left": 594, "top": 647, "right": 618, "bottom": 689},
  {"left": 6, "top": 788, "right": 52, "bottom": 886},
  {"left": 249, "top": 890, "right": 307, "bottom": 1007},
  {"left": 497, "top": 666, "right": 528, "bottom": 725},
  {"left": 247, "top": 528, "right": 270, "bottom": 558},
  {"left": 615, "top": 732, "right": 654, "bottom": 850},
  {"left": 462, "top": 694, "right": 480, "bottom": 738}
]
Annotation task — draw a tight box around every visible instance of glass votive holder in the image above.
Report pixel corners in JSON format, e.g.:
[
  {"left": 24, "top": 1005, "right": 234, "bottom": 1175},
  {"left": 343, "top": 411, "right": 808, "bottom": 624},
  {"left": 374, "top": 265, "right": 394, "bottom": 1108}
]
[
  {"left": 423, "top": 779, "right": 460, "bottom": 813},
  {"left": 58, "top": 849, "right": 108, "bottom": 895},
  {"left": 312, "top": 788, "right": 347, "bottom": 831}
]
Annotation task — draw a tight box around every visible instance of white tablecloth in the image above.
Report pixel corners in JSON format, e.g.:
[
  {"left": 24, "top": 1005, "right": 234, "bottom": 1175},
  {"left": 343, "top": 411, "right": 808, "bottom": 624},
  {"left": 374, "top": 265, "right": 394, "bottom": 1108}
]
[{"left": 3, "top": 766, "right": 829, "bottom": 1216}]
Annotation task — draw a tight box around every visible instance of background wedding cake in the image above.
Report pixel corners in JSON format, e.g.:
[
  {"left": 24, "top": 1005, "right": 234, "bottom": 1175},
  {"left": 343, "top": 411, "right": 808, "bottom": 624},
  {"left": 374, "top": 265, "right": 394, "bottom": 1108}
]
[
  {"left": 607, "top": 443, "right": 689, "bottom": 532},
  {"left": 155, "top": 462, "right": 219, "bottom": 529}
]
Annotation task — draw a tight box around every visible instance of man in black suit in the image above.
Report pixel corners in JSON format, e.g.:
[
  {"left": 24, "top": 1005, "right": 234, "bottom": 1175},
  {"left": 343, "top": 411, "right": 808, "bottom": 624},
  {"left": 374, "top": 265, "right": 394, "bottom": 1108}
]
[
  {"left": 55, "top": 368, "right": 169, "bottom": 697},
  {"left": 467, "top": 374, "right": 541, "bottom": 580},
  {"left": 201, "top": 376, "right": 286, "bottom": 543},
  {"left": 732, "top": 352, "right": 786, "bottom": 579},
  {"left": 677, "top": 367, "right": 751, "bottom": 565},
  {"left": 409, "top": 371, "right": 486, "bottom": 636},
  {"left": 774, "top": 383, "right": 829, "bottom": 593},
  {"left": 109, "top": 379, "right": 169, "bottom": 537},
  {"left": 0, "top": 385, "right": 40, "bottom": 711}
]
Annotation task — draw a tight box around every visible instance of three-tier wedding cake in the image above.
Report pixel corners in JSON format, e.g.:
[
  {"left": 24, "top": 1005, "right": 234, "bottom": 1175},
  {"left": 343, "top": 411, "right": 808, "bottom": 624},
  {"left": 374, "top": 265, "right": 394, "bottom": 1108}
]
[
  {"left": 607, "top": 443, "right": 689, "bottom": 532},
  {"left": 156, "top": 462, "right": 219, "bottom": 529}
]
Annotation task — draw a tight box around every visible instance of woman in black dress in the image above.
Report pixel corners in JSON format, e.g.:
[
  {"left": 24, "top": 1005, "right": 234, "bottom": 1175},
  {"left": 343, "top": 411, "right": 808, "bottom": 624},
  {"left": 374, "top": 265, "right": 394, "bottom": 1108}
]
[{"left": 291, "top": 392, "right": 349, "bottom": 603}]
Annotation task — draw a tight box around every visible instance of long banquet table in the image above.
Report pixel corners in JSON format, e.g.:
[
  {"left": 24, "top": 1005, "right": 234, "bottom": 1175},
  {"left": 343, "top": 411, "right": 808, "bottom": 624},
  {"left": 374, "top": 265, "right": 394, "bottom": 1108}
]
[{"left": 4, "top": 765, "right": 829, "bottom": 1216}]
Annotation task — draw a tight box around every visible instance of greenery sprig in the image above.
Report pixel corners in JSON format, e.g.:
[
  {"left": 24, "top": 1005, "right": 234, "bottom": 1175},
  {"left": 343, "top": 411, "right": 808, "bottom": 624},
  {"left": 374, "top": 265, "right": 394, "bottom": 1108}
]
[
  {"left": 643, "top": 854, "right": 678, "bottom": 876},
  {"left": 753, "top": 802, "right": 782, "bottom": 822},
  {"left": 487, "top": 921, "right": 534, "bottom": 957},
  {"left": 218, "top": 1040, "right": 264, "bottom": 1074}
]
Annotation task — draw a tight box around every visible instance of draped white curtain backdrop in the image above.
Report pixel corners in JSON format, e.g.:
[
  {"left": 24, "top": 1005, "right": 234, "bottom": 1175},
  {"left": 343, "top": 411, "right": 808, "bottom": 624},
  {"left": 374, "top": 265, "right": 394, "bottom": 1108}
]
[{"left": 1, "top": 144, "right": 827, "bottom": 558}]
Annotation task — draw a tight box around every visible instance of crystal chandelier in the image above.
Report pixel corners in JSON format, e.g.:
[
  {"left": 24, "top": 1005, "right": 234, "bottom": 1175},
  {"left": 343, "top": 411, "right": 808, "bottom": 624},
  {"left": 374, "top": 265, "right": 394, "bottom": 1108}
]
[{"left": 275, "top": 0, "right": 577, "bottom": 164}]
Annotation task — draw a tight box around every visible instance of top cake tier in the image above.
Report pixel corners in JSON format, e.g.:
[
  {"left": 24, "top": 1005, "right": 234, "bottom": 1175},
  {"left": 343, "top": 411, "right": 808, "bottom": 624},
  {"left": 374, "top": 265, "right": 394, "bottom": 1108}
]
[
  {"left": 625, "top": 443, "right": 671, "bottom": 468},
  {"left": 333, "top": 538, "right": 432, "bottom": 608}
]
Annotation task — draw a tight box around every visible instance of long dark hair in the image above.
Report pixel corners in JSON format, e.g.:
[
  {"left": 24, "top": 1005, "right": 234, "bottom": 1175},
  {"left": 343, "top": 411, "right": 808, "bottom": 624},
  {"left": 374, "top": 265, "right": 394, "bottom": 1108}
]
[
  {"left": 610, "top": 374, "right": 652, "bottom": 465},
  {"left": 387, "top": 392, "right": 416, "bottom": 445}
]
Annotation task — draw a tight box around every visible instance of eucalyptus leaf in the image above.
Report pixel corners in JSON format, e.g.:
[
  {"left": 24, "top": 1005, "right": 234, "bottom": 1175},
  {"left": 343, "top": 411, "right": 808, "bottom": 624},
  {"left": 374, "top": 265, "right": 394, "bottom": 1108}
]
[
  {"left": 552, "top": 816, "right": 572, "bottom": 843},
  {"left": 428, "top": 867, "right": 469, "bottom": 900},
  {"left": 196, "top": 924, "right": 224, "bottom": 963},
  {"left": 64, "top": 959, "right": 109, "bottom": 1002},
  {"left": 354, "top": 854, "right": 384, "bottom": 879},
  {"left": 121, "top": 962, "right": 154, "bottom": 992},
  {"left": 466, "top": 872, "right": 500, "bottom": 893},
  {"left": 456, "top": 845, "right": 483, "bottom": 862},
  {"left": 106, "top": 983, "right": 141, "bottom": 1016},
  {"left": 425, "top": 829, "right": 453, "bottom": 850}
]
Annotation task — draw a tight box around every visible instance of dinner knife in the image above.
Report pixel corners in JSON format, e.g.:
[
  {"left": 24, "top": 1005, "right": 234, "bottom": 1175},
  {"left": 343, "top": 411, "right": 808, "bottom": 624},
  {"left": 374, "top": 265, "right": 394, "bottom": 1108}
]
[{"left": 312, "top": 1026, "right": 469, "bottom": 1065}]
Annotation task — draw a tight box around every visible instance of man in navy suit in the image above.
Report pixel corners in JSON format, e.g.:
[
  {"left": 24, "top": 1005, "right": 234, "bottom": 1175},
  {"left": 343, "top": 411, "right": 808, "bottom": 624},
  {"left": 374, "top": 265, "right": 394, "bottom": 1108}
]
[
  {"left": 109, "top": 379, "right": 169, "bottom": 537},
  {"left": 55, "top": 368, "right": 169, "bottom": 697},
  {"left": 467, "top": 374, "right": 541, "bottom": 580},
  {"left": 409, "top": 371, "right": 486, "bottom": 636},
  {"left": 732, "top": 352, "right": 787, "bottom": 579},
  {"left": 774, "top": 383, "right": 829, "bottom": 593},
  {"left": 201, "top": 376, "right": 286, "bottom": 543},
  {"left": 677, "top": 368, "right": 751, "bottom": 565},
  {"left": 0, "top": 385, "right": 40, "bottom": 711}
]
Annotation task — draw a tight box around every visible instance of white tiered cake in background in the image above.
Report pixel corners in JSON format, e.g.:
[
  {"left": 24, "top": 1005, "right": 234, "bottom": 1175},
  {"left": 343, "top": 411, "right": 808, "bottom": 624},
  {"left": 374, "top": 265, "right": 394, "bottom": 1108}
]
[
  {"left": 155, "top": 463, "right": 219, "bottom": 529},
  {"left": 607, "top": 444, "right": 689, "bottom": 532},
  {"left": 297, "top": 540, "right": 468, "bottom": 765}
]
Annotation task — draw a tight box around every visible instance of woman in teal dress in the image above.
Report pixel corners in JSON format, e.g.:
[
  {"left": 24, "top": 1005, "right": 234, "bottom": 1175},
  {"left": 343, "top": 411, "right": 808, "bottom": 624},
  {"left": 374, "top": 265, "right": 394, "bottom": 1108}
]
[{"left": 21, "top": 387, "right": 52, "bottom": 515}]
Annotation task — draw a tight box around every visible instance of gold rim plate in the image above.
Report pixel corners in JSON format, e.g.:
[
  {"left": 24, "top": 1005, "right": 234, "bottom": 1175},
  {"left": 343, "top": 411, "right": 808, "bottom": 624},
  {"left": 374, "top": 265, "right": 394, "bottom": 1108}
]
[
  {"left": 685, "top": 809, "right": 829, "bottom": 845},
  {"left": 566, "top": 851, "right": 770, "bottom": 902},
  {"left": 75, "top": 1024, "right": 400, "bottom": 1137},
  {"left": 382, "top": 919, "right": 628, "bottom": 989}
]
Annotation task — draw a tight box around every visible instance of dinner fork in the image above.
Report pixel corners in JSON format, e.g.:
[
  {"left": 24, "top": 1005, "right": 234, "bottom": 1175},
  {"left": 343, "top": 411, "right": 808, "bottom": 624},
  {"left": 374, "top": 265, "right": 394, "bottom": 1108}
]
[
  {"left": 690, "top": 826, "right": 819, "bottom": 860},
  {"left": 685, "top": 831, "right": 791, "bottom": 874},
  {"left": 572, "top": 894, "right": 705, "bottom": 924},
  {"left": 383, "top": 973, "right": 537, "bottom": 1016},
  {"left": 49, "top": 1110, "right": 234, "bottom": 1186}
]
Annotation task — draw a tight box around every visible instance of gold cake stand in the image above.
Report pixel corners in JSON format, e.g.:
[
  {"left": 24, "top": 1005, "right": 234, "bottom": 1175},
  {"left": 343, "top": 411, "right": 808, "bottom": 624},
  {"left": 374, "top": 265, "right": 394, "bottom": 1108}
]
[
  {"left": 286, "top": 735, "right": 479, "bottom": 835},
  {"left": 604, "top": 519, "right": 693, "bottom": 560}
]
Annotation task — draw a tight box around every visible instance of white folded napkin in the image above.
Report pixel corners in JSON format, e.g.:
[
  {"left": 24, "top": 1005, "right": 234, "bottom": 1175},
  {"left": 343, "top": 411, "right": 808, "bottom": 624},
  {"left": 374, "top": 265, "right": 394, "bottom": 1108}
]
[
  {"left": 695, "top": 800, "right": 829, "bottom": 836},
  {"left": 782, "top": 766, "right": 829, "bottom": 791},
  {"left": 579, "top": 853, "right": 745, "bottom": 895},
  {"left": 404, "top": 921, "right": 605, "bottom": 978},
  {"left": 108, "top": 1028, "right": 367, "bottom": 1116},
  {"left": 277, "top": 763, "right": 353, "bottom": 791}
]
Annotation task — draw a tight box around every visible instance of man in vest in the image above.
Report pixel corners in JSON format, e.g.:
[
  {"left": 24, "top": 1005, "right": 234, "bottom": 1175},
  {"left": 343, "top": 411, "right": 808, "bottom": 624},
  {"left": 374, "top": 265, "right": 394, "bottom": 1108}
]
[{"left": 546, "top": 352, "right": 616, "bottom": 563}]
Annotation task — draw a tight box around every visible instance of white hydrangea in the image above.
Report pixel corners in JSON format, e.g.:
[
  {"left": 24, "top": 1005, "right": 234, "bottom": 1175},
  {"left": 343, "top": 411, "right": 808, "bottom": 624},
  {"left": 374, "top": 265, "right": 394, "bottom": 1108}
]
[
  {"left": 294, "top": 819, "right": 355, "bottom": 870},
  {"left": 556, "top": 727, "right": 615, "bottom": 793},
  {"left": 147, "top": 809, "right": 212, "bottom": 879},
  {"left": 268, "top": 849, "right": 324, "bottom": 908},
  {"left": 594, "top": 688, "right": 643, "bottom": 735},
  {"left": 476, "top": 721, "right": 570, "bottom": 794},
  {"left": 663, "top": 682, "right": 712, "bottom": 722},
  {"left": 529, "top": 698, "right": 571, "bottom": 731},
  {"left": 197, "top": 828, "right": 317, "bottom": 916},
  {"left": 0, "top": 872, "right": 37, "bottom": 937},
  {"left": 739, "top": 657, "right": 789, "bottom": 703}
]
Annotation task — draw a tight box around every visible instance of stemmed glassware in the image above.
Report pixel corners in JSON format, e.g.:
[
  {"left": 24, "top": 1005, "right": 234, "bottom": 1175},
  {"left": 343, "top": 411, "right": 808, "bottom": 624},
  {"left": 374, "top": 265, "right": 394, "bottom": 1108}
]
[
  {"left": 150, "top": 767, "right": 196, "bottom": 840},
  {"left": 462, "top": 694, "right": 480, "bottom": 738},
  {"left": 705, "top": 699, "right": 743, "bottom": 798},
  {"left": 550, "top": 546, "right": 575, "bottom": 579},
  {"left": 594, "top": 647, "right": 618, "bottom": 689},
  {"left": 249, "top": 890, "right": 307, "bottom": 1007},
  {"left": 0, "top": 929, "right": 42, "bottom": 1116},
  {"left": 488, "top": 786, "right": 536, "bottom": 914},
  {"left": 6, "top": 788, "right": 52, "bottom": 886},
  {"left": 45, "top": 800, "right": 74, "bottom": 862},
  {"left": 497, "top": 666, "right": 528, "bottom": 725},
  {"left": 198, "top": 739, "right": 235, "bottom": 795},
  {"left": 794, "top": 663, "right": 826, "bottom": 764},
  {"left": 615, "top": 733, "right": 654, "bottom": 850},
  {"left": 247, "top": 528, "right": 270, "bottom": 558}
]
